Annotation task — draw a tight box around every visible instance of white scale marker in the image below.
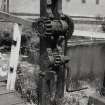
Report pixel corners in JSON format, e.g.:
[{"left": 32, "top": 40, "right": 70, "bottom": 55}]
[{"left": 7, "top": 23, "right": 22, "bottom": 91}]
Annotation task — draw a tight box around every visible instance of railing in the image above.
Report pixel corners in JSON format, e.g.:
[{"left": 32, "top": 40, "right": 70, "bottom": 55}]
[{"left": 9, "top": 13, "right": 104, "bottom": 25}]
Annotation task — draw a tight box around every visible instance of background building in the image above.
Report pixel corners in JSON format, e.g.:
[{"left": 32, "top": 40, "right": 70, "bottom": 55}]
[
  {"left": 4, "top": 0, "right": 105, "bottom": 16},
  {"left": 0, "top": 0, "right": 105, "bottom": 17},
  {"left": 63, "top": 0, "right": 105, "bottom": 17},
  {"left": 9, "top": 0, "right": 40, "bottom": 14}
]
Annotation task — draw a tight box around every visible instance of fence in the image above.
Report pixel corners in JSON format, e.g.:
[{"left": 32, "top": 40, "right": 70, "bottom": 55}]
[{"left": 66, "top": 38, "right": 105, "bottom": 91}]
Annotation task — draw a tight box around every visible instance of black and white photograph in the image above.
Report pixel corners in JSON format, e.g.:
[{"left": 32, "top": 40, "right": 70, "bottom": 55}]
[{"left": 0, "top": 0, "right": 104, "bottom": 105}]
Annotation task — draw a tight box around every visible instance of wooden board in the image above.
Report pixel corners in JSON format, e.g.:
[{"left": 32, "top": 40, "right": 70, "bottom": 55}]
[
  {"left": 7, "top": 23, "right": 22, "bottom": 91},
  {"left": 73, "top": 30, "right": 105, "bottom": 39}
]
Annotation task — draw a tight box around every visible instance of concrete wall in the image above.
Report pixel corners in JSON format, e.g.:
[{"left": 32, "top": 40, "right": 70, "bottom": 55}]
[
  {"left": 9, "top": 0, "right": 40, "bottom": 14},
  {"left": 62, "top": 0, "right": 105, "bottom": 16}
]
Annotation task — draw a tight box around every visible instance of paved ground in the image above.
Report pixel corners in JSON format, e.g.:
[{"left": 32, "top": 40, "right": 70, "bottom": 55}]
[
  {"left": 0, "top": 53, "right": 26, "bottom": 105},
  {"left": 0, "top": 82, "right": 25, "bottom": 105}
]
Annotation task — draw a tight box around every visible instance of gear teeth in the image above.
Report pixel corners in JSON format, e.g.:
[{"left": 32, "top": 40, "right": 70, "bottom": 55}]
[
  {"left": 45, "top": 24, "right": 52, "bottom": 28},
  {"left": 37, "top": 18, "right": 52, "bottom": 37},
  {"left": 45, "top": 19, "right": 51, "bottom": 23},
  {"left": 46, "top": 29, "right": 51, "bottom": 32},
  {"left": 45, "top": 32, "right": 52, "bottom": 35},
  {"left": 44, "top": 18, "right": 52, "bottom": 37}
]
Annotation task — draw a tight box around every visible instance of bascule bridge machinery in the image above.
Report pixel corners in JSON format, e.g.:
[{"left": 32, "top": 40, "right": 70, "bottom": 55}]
[
  {"left": 0, "top": 0, "right": 74, "bottom": 104},
  {"left": 1, "top": 0, "right": 105, "bottom": 105},
  {"left": 34, "top": 0, "right": 74, "bottom": 104},
  {"left": 5, "top": 0, "right": 74, "bottom": 104}
]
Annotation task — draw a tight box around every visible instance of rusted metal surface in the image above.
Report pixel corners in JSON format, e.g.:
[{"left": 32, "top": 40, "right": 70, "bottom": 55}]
[{"left": 36, "top": 0, "right": 74, "bottom": 105}]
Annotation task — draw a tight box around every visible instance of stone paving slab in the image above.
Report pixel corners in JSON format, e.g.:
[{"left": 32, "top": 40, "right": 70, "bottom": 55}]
[{"left": 0, "top": 85, "right": 25, "bottom": 105}]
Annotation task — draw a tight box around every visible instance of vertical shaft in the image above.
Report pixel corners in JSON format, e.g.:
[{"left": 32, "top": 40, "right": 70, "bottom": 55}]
[
  {"left": 7, "top": 0, "right": 9, "bottom": 13},
  {"left": 40, "top": 0, "right": 53, "bottom": 17},
  {"left": 38, "top": 0, "right": 71, "bottom": 104},
  {"left": 52, "top": 0, "right": 63, "bottom": 18}
]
